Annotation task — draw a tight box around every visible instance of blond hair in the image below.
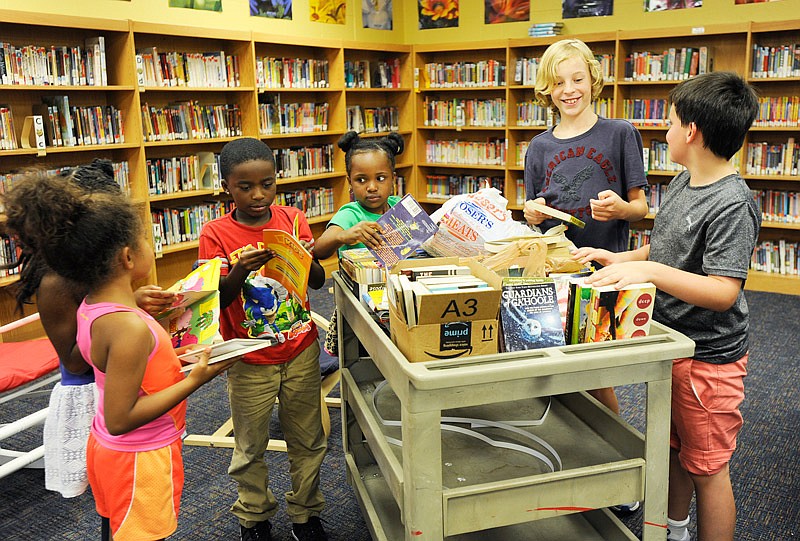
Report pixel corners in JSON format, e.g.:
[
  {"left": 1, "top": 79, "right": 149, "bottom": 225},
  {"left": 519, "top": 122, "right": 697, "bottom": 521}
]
[{"left": 534, "top": 39, "right": 604, "bottom": 110}]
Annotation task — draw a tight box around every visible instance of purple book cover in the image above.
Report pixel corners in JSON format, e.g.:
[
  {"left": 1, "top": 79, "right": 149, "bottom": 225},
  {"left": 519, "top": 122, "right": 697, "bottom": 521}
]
[{"left": 369, "top": 194, "right": 438, "bottom": 268}]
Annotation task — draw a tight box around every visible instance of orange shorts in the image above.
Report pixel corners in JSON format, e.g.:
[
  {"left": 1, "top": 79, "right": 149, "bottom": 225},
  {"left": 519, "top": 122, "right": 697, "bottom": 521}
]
[
  {"left": 87, "top": 434, "right": 184, "bottom": 541},
  {"left": 670, "top": 354, "right": 748, "bottom": 476}
]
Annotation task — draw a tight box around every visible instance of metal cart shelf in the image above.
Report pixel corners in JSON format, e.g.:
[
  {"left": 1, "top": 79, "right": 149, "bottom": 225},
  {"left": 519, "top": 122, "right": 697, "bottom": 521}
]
[{"left": 333, "top": 272, "right": 695, "bottom": 541}]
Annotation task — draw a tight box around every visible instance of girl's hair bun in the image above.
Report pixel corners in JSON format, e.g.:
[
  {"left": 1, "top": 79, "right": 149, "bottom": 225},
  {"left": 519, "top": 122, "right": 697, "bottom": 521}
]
[
  {"left": 384, "top": 132, "right": 404, "bottom": 156},
  {"left": 337, "top": 131, "right": 360, "bottom": 152}
]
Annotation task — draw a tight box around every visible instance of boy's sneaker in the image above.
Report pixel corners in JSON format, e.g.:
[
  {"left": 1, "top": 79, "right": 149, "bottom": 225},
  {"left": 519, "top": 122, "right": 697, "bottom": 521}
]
[
  {"left": 240, "top": 520, "right": 272, "bottom": 541},
  {"left": 609, "top": 501, "right": 641, "bottom": 516},
  {"left": 292, "top": 516, "right": 328, "bottom": 541}
]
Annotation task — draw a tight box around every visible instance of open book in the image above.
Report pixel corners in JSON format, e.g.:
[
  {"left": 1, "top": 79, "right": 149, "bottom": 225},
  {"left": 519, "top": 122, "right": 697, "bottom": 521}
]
[
  {"left": 178, "top": 338, "right": 276, "bottom": 372},
  {"left": 527, "top": 201, "right": 586, "bottom": 229},
  {"left": 262, "top": 227, "right": 312, "bottom": 302},
  {"left": 157, "top": 258, "right": 222, "bottom": 348}
]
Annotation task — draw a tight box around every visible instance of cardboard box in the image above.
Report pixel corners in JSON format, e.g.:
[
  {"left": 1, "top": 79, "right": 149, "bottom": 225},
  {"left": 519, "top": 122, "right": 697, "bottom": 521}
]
[{"left": 389, "top": 258, "right": 502, "bottom": 362}]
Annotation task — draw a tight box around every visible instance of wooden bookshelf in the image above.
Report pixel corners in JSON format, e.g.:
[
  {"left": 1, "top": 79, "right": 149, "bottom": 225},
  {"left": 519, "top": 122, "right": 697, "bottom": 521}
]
[{"left": 1, "top": 12, "right": 799, "bottom": 323}]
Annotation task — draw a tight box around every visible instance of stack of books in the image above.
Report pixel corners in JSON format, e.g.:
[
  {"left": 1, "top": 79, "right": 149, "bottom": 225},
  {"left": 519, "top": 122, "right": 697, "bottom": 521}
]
[{"left": 528, "top": 22, "right": 564, "bottom": 38}]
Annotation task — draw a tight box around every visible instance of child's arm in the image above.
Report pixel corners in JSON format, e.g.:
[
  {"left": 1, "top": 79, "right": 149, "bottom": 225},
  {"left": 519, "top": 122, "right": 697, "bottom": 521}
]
[
  {"left": 219, "top": 247, "right": 275, "bottom": 308},
  {"left": 98, "top": 312, "right": 237, "bottom": 435},
  {"left": 586, "top": 260, "right": 741, "bottom": 312},
  {"left": 315, "top": 222, "right": 384, "bottom": 260},
  {"left": 573, "top": 244, "right": 650, "bottom": 267},
  {"left": 134, "top": 285, "right": 176, "bottom": 316},
  {"left": 589, "top": 187, "right": 648, "bottom": 222}
]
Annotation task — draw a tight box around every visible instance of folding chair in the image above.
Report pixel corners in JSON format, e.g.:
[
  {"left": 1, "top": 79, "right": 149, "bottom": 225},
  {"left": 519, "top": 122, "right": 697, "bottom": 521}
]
[
  {"left": 183, "top": 311, "right": 341, "bottom": 451},
  {"left": 0, "top": 313, "right": 60, "bottom": 479}
]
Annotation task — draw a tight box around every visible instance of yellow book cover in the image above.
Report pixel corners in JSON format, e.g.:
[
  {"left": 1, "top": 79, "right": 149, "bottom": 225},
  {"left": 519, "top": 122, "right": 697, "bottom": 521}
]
[
  {"left": 262, "top": 227, "right": 312, "bottom": 303},
  {"left": 157, "top": 258, "right": 221, "bottom": 347}
]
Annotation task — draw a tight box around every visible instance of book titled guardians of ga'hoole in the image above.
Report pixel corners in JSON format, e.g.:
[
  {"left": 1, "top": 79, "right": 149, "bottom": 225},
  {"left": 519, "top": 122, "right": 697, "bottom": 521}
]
[{"left": 500, "top": 277, "right": 565, "bottom": 352}]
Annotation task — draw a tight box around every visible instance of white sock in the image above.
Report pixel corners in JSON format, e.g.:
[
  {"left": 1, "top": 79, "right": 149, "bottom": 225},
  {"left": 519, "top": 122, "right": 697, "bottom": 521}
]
[{"left": 667, "top": 516, "right": 691, "bottom": 541}]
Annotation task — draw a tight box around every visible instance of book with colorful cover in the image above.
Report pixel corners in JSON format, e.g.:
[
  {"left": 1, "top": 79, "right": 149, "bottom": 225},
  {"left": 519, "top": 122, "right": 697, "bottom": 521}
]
[
  {"left": 585, "top": 282, "right": 656, "bottom": 343},
  {"left": 369, "top": 194, "right": 438, "bottom": 269},
  {"left": 157, "top": 258, "right": 221, "bottom": 348},
  {"left": 499, "top": 277, "right": 565, "bottom": 352},
  {"left": 262, "top": 227, "right": 312, "bottom": 303}
]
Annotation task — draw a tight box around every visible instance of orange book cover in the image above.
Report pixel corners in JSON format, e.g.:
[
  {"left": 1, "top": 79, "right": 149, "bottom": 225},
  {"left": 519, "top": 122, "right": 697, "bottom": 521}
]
[{"left": 262, "top": 226, "right": 312, "bottom": 303}]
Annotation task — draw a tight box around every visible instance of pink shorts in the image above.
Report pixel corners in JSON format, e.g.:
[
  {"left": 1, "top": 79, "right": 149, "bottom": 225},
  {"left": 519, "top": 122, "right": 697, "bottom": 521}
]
[{"left": 670, "top": 354, "right": 748, "bottom": 476}]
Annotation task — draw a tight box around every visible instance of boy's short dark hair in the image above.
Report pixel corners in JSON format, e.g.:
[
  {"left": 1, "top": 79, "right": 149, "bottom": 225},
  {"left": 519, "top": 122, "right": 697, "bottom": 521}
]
[
  {"left": 669, "top": 72, "right": 758, "bottom": 160},
  {"left": 219, "top": 137, "right": 275, "bottom": 179}
]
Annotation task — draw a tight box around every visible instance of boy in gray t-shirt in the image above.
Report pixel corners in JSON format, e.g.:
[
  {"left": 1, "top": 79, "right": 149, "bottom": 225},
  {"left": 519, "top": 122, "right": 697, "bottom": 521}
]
[{"left": 573, "top": 72, "right": 760, "bottom": 541}]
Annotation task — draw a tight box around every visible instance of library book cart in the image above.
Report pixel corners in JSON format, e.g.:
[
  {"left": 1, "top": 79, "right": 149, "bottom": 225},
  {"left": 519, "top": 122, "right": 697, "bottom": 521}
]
[{"left": 332, "top": 272, "right": 696, "bottom": 541}]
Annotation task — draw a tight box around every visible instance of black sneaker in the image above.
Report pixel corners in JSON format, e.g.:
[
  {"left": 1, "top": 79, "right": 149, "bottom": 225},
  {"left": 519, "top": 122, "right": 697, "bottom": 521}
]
[
  {"left": 609, "top": 501, "right": 641, "bottom": 516},
  {"left": 240, "top": 520, "right": 272, "bottom": 541},
  {"left": 292, "top": 516, "right": 328, "bottom": 541}
]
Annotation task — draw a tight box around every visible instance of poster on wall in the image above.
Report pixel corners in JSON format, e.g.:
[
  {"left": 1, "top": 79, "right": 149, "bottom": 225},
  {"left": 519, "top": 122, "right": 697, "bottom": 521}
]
[
  {"left": 310, "top": 0, "right": 346, "bottom": 24},
  {"left": 419, "top": 0, "right": 459, "bottom": 29},
  {"left": 644, "top": 0, "right": 701, "bottom": 11},
  {"left": 562, "top": 0, "right": 613, "bottom": 18},
  {"left": 168, "top": 0, "right": 222, "bottom": 11},
  {"left": 363, "top": 0, "right": 393, "bottom": 30},
  {"left": 251, "top": 0, "right": 292, "bottom": 19},
  {"left": 734, "top": 0, "right": 783, "bottom": 3},
  {"left": 485, "top": 0, "right": 530, "bottom": 24}
]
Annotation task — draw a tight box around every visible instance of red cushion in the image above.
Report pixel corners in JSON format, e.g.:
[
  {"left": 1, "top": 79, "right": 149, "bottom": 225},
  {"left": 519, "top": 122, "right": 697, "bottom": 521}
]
[{"left": 0, "top": 339, "right": 59, "bottom": 393}]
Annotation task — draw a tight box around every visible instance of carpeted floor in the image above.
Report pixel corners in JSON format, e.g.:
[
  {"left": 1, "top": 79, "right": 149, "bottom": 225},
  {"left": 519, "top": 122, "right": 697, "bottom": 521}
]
[{"left": 1, "top": 283, "right": 798, "bottom": 540}]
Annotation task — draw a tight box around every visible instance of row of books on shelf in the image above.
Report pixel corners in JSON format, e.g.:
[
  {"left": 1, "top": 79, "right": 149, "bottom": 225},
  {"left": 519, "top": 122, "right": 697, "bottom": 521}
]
[
  {"left": 745, "top": 139, "right": 799, "bottom": 177},
  {"left": 753, "top": 96, "right": 800, "bottom": 128},
  {"left": 425, "top": 174, "right": 504, "bottom": 200},
  {"left": 258, "top": 99, "right": 329, "bottom": 135},
  {"left": 274, "top": 143, "right": 335, "bottom": 179},
  {"left": 644, "top": 141, "right": 684, "bottom": 173},
  {"left": 256, "top": 56, "right": 329, "bottom": 89},
  {"left": 151, "top": 200, "right": 234, "bottom": 250},
  {"left": 0, "top": 234, "right": 22, "bottom": 278},
  {"left": 751, "top": 239, "right": 800, "bottom": 276},
  {"left": 422, "top": 97, "right": 507, "bottom": 128},
  {"left": 424, "top": 138, "right": 507, "bottom": 166},
  {"left": 135, "top": 49, "right": 240, "bottom": 88},
  {"left": 36, "top": 100, "right": 125, "bottom": 147},
  {"left": 421, "top": 60, "right": 506, "bottom": 89},
  {"left": 346, "top": 105, "right": 399, "bottom": 134},
  {"left": 623, "top": 47, "right": 709, "bottom": 82},
  {"left": 0, "top": 162, "right": 130, "bottom": 208},
  {"left": 512, "top": 53, "right": 614, "bottom": 86},
  {"left": 751, "top": 189, "right": 800, "bottom": 224},
  {"left": 623, "top": 98, "right": 668, "bottom": 126},
  {"left": 273, "top": 186, "right": 335, "bottom": 219},
  {"left": 515, "top": 141, "right": 529, "bottom": 166},
  {"left": 0, "top": 106, "right": 17, "bottom": 150},
  {"left": 344, "top": 58, "right": 401, "bottom": 89},
  {"left": 644, "top": 183, "right": 667, "bottom": 214},
  {"left": 147, "top": 153, "right": 219, "bottom": 196},
  {"left": 750, "top": 43, "right": 800, "bottom": 79},
  {"left": 0, "top": 37, "right": 107, "bottom": 87},
  {"left": 140, "top": 101, "right": 242, "bottom": 142}
]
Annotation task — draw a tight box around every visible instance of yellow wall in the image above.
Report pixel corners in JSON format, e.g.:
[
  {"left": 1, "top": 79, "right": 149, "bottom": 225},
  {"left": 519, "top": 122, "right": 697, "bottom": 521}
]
[
  {"left": 0, "top": 0, "right": 405, "bottom": 44},
  {"left": 403, "top": 0, "right": 797, "bottom": 44},
  {"left": 3, "top": 0, "right": 796, "bottom": 46}
]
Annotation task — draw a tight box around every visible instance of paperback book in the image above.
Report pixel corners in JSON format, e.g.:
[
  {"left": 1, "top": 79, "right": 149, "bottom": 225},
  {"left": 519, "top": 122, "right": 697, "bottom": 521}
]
[
  {"left": 178, "top": 338, "right": 276, "bottom": 372},
  {"left": 369, "top": 194, "right": 438, "bottom": 269},
  {"left": 262, "top": 226, "right": 313, "bottom": 303},
  {"left": 585, "top": 282, "right": 656, "bottom": 342},
  {"left": 157, "top": 258, "right": 222, "bottom": 348},
  {"left": 499, "top": 277, "right": 565, "bottom": 352}
]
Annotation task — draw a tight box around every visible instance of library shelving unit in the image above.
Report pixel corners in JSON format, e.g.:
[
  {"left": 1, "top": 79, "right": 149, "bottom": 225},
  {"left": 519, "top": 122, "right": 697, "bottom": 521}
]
[
  {"left": 741, "top": 19, "right": 800, "bottom": 295},
  {"left": 342, "top": 40, "right": 414, "bottom": 195},
  {"left": 131, "top": 21, "right": 257, "bottom": 288},
  {"left": 412, "top": 41, "right": 509, "bottom": 213},
  {"left": 0, "top": 11, "right": 141, "bottom": 341}
]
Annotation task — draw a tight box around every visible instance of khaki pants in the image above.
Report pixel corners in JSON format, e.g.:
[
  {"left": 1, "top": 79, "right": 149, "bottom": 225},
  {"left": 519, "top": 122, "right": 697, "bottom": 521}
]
[{"left": 227, "top": 340, "right": 326, "bottom": 527}]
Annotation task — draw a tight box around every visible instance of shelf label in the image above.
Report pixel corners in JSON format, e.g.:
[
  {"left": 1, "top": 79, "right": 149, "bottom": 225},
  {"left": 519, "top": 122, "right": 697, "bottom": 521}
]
[{"left": 691, "top": 27, "right": 705, "bottom": 34}]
